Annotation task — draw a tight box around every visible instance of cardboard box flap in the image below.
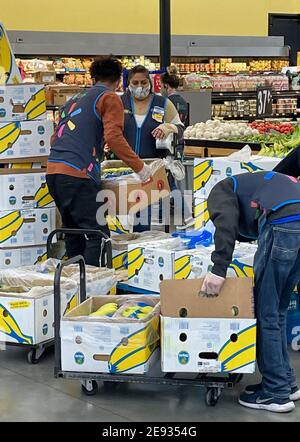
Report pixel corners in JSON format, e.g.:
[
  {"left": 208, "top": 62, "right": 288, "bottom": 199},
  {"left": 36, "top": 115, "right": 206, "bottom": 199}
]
[{"left": 160, "top": 278, "right": 254, "bottom": 319}]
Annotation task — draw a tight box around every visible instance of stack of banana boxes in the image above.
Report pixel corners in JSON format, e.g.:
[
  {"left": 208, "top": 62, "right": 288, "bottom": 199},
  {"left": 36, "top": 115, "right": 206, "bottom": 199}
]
[
  {"left": 0, "top": 83, "right": 55, "bottom": 269},
  {"left": 193, "top": 156, "right": 281, "bottom": 231}
]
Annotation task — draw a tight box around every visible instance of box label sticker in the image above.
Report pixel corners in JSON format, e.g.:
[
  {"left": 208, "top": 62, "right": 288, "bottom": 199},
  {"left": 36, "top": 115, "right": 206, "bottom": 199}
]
[{"left": 9, "top": 301, "right": 31, "bottom": 309}]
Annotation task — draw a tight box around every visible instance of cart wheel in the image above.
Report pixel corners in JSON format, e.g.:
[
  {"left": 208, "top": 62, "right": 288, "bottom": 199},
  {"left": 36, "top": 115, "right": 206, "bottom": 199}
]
[
  {"left": 81, "top": 380, "right": 98, "bottom": 396},
  {"left": 205, "top": 387, "right": 221, "bottom": 407},
  {"left": 27, "top": 349, "right": 39, "bottom": 365}
]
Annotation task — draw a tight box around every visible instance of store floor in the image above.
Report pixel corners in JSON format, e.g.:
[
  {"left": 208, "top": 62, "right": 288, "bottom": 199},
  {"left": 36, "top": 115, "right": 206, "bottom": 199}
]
[{"left": 0, "top": 347, "right": 299, "bottom": 422}]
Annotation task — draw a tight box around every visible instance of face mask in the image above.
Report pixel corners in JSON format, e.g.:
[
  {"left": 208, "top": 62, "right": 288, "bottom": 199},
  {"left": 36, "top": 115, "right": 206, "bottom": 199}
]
[{"left": 129, "top": 85, "right": 151, "bottom": 100}]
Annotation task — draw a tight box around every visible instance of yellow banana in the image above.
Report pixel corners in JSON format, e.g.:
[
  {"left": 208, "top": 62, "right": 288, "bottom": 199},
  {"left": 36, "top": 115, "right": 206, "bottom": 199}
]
[
  {"left": 229, "top": 259, "right": 254, "bottom": 278},
  {"left": 194, "top": 199, "right": 210, "bottom": 230},
  {"left": 34, "top": 184, "right": 54, "bottom": 208},
  {"left": 109, "top": 317, "right": 159, "bottom": 373},
  {"left": 193, "top": 160, "right": 213, "bottom": 193},
  {"left": 89, "top": 303, "right": 118, "bottom": 318},
  {"left": 0, "top": 122, "right": 21, "bottom": 154},
  {"left": 107, "top": 215, "right": 129, "bottom": 234},
  {"left": 218, "top": 324, "right": 256, "bottom": 372},
  {"left": 127, "top": 247, "right": 145, "bottom": 280},
  {"left": 25, "top": 89, "right": 46, "bottom": 120},
  {"left": 241, "top": 162, "right": 263, "bottom": 173},
  {"left": 0, "top": 303, "right": 33, "bottom": 344},
  {"left": 174, "top": 255, "right": 192, "bottom": 280},
  {"left": 0, "top": 211, "right": 24, "bottom": 244},
  {"left": 112, "top": 251, "right": 128, "bottom": 271}
]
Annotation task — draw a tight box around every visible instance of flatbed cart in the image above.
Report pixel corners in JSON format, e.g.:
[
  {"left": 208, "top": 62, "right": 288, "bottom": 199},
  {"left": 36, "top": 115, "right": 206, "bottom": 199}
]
[
  {"left": 1, "top": 228, "right": 112, "bottom": 365},
  {"left": 54, "top": 256, "right": 243, "bottom": 407}
]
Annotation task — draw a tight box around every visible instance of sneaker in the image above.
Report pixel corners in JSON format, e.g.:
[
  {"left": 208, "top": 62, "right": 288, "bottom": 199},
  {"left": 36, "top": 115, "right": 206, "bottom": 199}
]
[
  {"left": 245, "top": 383, "right": 300, "bottom": 402},
  {"left": 239, "top": 391, "right": 295, "bottom": 413}
]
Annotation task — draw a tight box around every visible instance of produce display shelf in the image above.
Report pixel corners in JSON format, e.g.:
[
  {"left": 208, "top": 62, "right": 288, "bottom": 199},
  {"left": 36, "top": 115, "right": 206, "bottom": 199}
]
[
  {"left": 212, "top": 90, "right": 300, "bottom": 99},
  {"left": 220, "top": 114, "right": 299, "bottom": 121},
  {"left": 184, "top": 139, "right": 267, "bottom": 149}
]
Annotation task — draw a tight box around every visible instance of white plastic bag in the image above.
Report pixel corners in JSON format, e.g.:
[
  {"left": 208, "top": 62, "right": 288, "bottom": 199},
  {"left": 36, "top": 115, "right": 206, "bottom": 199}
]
[{"left": 228, "top": 145, "right": 252, "bottom": 162}]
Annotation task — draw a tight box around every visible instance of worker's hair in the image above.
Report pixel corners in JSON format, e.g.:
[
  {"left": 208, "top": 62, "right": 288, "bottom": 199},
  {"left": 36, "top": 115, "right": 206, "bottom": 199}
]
[
  {"left": 127, "top": 65, "right": 153, "bottom": 92},
  {"left": 161, "top": 69, "right": 180, "bottom": 89},
  {"left": 90, "top": 55, "right": 122, "bottom": 83}
]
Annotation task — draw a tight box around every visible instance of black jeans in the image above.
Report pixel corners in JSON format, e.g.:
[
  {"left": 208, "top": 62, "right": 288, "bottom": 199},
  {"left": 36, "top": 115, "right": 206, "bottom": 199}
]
[{"left": 46, "top": 174, "right": 110, "bottom": 266}]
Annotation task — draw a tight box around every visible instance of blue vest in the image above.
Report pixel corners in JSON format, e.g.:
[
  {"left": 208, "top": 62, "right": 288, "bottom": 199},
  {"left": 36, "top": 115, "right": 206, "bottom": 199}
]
[
  {"left": 231, "top": 171, "right": 300, "bottom": 240},
  {"left": 121, "top": 92, "right": 167, "bottom": 158},
  {"left": 48, "top": 84, "right": 109, "bottom": 184}
]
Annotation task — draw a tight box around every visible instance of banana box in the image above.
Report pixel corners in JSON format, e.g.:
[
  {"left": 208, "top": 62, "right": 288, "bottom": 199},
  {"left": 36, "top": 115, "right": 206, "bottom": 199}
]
[
  {"left": 61, "top": 295, "right": 160, "bottom": 374},
  {"left": 0, "top": 84, "right": 46, "bottom": 122},
  {"left": 0, "top": 207, "right": 56, "bottom": 247},
  {"left": 0, "top": 120, "right": 53, "bottom": 160},
  {"left": 194, "top": 156, "right": 281, "bottom": 199},
  {"left": 160, "top": 278, "right": 256, "bottom": 374},
  {"left": 0, "top": 170, "right": 55, "bottom": 210},
  {"left": 127, "top": 241, "right": 257, "bottom": 293},
  {"left": 193, "top": 198, "right": 215, "bottom": 233},
  {"left": 0, "top": 246, "right": 47, "bottom": 269},
  {"left": 0, "top": 22, "right": 22, "bottom": 85},
  {"left": 0, "top": 280, "right": 79, "bottom": 345}
]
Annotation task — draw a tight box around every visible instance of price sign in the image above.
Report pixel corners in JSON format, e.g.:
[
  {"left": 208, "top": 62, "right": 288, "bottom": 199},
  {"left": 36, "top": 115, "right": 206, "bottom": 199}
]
[{"left": 256, "top": 87, "right": 273, "bottom": 117}]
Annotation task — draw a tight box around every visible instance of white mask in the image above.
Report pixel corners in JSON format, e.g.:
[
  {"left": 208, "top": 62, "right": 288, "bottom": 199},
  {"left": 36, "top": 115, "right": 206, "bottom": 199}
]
[{"left": 129, "top": 85, "right": 151, "bottom": 100}]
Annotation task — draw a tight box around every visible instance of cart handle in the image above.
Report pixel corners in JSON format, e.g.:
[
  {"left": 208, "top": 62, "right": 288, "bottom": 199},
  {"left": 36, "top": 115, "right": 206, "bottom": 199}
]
[
  {"left": 47, "top": 228, "right": 112, "bottom": 269},
  {"left": 54, "top": 255, "right": 86, "bottom": 376}
]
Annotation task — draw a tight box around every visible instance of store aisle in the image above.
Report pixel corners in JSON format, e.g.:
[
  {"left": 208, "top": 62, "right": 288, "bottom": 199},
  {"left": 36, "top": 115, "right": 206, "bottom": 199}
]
[{"left": 0, "top": 347, "right": 299, "bottom": 422}]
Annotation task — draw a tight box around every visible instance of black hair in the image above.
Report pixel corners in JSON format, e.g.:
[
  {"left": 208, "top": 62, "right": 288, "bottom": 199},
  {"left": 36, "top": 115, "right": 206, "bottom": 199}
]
[
  {"left": 90, "top": 56, "right": 122, "bottom": 83},
  {"left": 161, "top": 71, "right": 180, "bottom": 89},
  {"left": 128, "top": 65, "right": 153, "bottom": 92}
]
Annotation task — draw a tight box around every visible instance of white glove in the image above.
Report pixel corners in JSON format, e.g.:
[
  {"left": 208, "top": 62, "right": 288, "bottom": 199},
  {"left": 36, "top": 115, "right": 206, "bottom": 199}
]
[
  {"left": 137, "top": 163, "right": 152, "bottom": 183},
  {"left": 201, "top": 272, "right": 225, "bottom": 296}
]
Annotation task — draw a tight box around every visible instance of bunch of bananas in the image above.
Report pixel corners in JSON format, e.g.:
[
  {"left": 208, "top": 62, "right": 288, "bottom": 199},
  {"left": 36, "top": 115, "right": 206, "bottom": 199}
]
[
  {"left": 89, "top": 303, "right": 118, "bottom": 318},
  {"left": 102, "top": 167, "right": 133, "bottom": 179},
  {"left": 122, "top": 302, "right": 154, "bottom": 320}
]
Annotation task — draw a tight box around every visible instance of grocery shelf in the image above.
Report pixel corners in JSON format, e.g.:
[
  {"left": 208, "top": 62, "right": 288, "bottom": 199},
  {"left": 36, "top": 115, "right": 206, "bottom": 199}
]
[{"left": 212, "top": 90, "right": 300, "bottom": 100}]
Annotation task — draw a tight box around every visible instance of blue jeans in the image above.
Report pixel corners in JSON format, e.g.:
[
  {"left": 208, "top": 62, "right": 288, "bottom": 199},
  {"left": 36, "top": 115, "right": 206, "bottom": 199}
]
[{"left": 254, "top": 222, "right": 300, "bottom": 398}]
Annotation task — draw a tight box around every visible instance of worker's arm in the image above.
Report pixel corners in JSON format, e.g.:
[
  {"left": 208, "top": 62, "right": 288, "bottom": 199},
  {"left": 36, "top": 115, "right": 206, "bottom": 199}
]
[
  {"left": 207, "top": 178, "right": 240, "bottom": 278},
  {"left": 152, "top": 99, "right": 184, "bottom": 140},
  {"left": 273, "top": 148, "right": 300, "bottom": 178},
  {"left": 97, "top": 92, "right": 144, "bottom": 173}
]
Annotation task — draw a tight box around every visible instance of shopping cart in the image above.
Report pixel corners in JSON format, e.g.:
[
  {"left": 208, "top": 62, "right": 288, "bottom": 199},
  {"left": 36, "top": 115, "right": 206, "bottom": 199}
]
[
  {"left": 54, "top": 255, "right": 243, "bottom": 407},
  {"left": 1, "top": 228, "right": 112, "bottom": 364}
]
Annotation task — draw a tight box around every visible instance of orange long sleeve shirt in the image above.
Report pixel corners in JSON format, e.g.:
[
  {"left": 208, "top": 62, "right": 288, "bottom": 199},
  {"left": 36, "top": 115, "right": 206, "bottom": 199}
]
[{"left": 47, "top": 92, "right": 144, "bottom": 178}]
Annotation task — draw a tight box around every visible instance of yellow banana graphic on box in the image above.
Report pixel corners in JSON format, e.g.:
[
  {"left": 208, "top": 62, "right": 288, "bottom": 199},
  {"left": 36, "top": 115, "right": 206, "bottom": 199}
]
[
  {"left": 174, "top": 255, "right": 192, "bottom": 280},
  {"left": 34, "top": 251, "right": 48, "bottom": 265},
  {"left": 229, "top": 259, "right": 254, "bottom": 278},
  {"left": 241, "top": 162, "right": 263, "bottom": 173},
  {"left": 25, "top": 89, "right": 46, "bottom": 120},
  {"left": 106, "top": 215, "right": 129, "bottom": 234},
  {"left": 108, "top": 317, "right": 159, "bottom": 373},
  {"left": 0, "top": 122, "right": 21, "bottom": 154},
  {"left": 218, "top": 324, "right": 256, "bottom": 372},
  {"left": 34, "top": 183, "right": 54, "bottom": 208},
  {"left": 193, "top": 160, "right": 213, "bottom": 193},
  {"left": 127, "top": 247, "right": 145, "bottom": 280},
  {"left": 112, "top": 251, "right": 128, "bottom": 271},
  {"left": 0, "top": 210, "right": 24, "bottom": 244},
  {"left": 0, "top": 24, "right": 14, "bottom": 84},
  {"left": 194, "top": 199, "right": 210, "bottom": 230},
  {"left": 0, "top": 304, "right": 33, "bottom": 344}
]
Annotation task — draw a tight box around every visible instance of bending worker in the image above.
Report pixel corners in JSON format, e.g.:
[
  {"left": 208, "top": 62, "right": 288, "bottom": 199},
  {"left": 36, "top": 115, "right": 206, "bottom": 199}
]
[
  {"left": 46, "top": 56, "right": 151, "bottom": 266},
  {"left": 161, "top": 67, "right": 189, "bottom": 128},
  {"left": 201, "top": 171, "right": 300, "bottom": 413}
]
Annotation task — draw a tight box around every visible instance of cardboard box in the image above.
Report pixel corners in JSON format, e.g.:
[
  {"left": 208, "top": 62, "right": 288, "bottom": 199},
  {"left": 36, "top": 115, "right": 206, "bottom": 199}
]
[
  {"left": 160, "top": 278, "right": 256, "bottom": 373},
  {"left": 51, "top": 86, "right": 82, "bottom": 106},
  {"left": 0, "top": 207, "right": 56, "bottom": 247},
  {"left": 0, "top": 84, "right": 46, "bottom": 122},
  {"left": 0, "top": 120, "right": 53, "bottom": 160},
  {"left": 0, "top": 246, "right": 47, "bottom": 269},
  {"left": 0, "top": 170, "right": 55, "bottom": 210},
  {"left": 0, "top": 281, "right": 79, "bottom": 345},
  {"left": 127, "top": 241, "right": 257, "bottom": 293},
  {"left": 61, "top": 295, "right": 160, "bottom": 374},
  {"left": 33, "top": 71, "right": 56, "bottom": 85},
  {"left": 102, "top": 162, "right": 170, "bottom": 216},
  {"left": 194, "top": 156, "right": 281, "bottom": 199}
]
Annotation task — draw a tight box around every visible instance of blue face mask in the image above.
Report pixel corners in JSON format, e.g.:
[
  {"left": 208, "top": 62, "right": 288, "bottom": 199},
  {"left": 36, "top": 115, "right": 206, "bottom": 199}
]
[{"left": 129, "top": 85, "right": 151, "bottom": 100}]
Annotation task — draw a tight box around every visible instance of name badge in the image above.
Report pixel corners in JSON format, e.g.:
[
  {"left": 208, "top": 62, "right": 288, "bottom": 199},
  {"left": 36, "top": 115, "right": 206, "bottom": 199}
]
[{"left": 152, "top": 106, "right": 165, "bottom": 123}]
